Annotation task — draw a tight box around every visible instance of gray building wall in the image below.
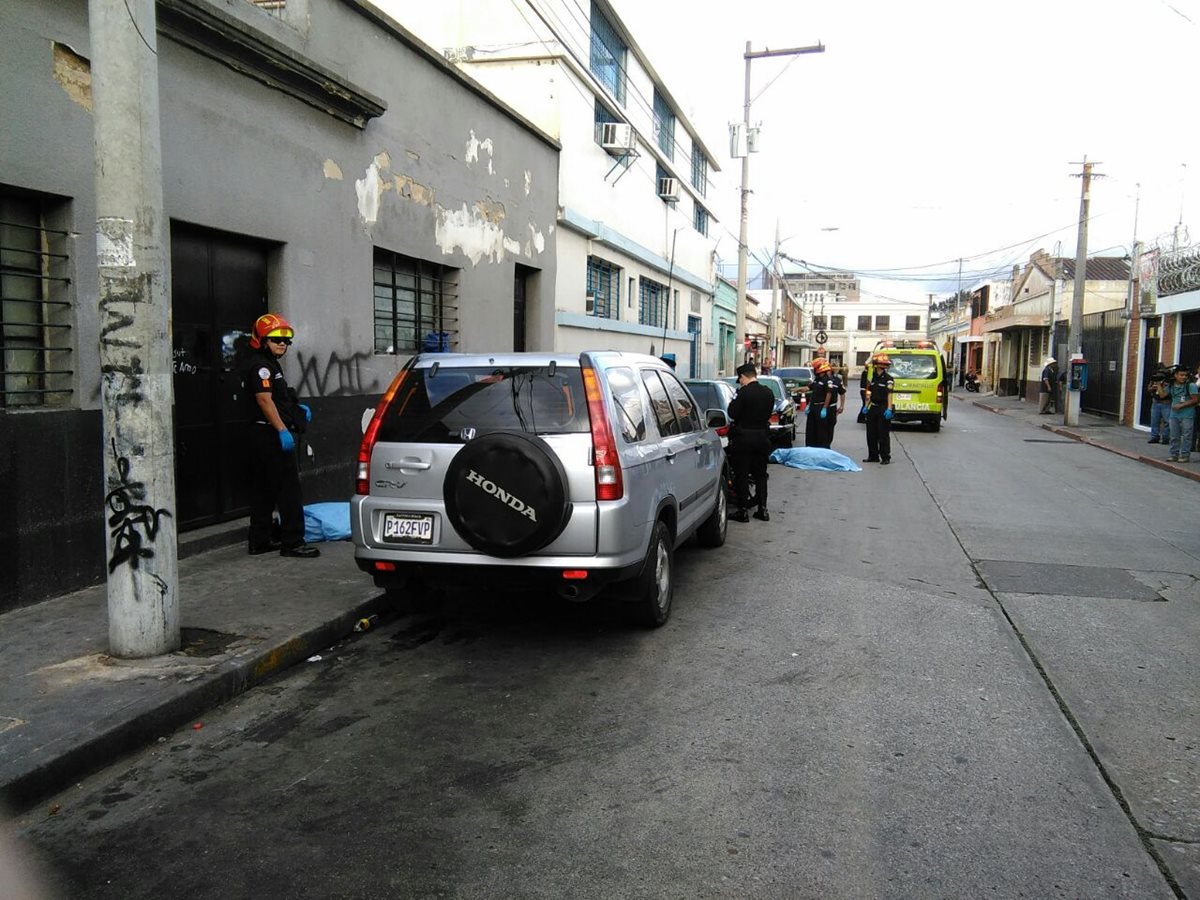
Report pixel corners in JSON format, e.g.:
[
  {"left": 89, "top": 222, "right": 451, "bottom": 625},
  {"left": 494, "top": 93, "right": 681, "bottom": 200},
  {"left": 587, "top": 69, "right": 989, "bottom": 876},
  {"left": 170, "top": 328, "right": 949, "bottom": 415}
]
[{"left": 0, "top": 0, "right": 559, "bottom": 609}]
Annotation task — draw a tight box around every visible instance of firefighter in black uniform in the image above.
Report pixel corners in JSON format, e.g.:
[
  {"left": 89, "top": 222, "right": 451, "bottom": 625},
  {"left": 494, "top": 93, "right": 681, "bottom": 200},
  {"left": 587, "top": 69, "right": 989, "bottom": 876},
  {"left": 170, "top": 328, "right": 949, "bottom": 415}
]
[
  {"left": 827, "top": 364, "right": 847, "bottom": 446},
  {"left": 863, "top": 353, "right": 895, "bottom": 465},
  {"left": 242, "top": 313, "right": 320, "bottom": 558},
  {"left": 805, "top": 358, "right": 835, "bottom": 448},
  {"left": 727, "top": 361, "right": 775, "bottom": 522}
]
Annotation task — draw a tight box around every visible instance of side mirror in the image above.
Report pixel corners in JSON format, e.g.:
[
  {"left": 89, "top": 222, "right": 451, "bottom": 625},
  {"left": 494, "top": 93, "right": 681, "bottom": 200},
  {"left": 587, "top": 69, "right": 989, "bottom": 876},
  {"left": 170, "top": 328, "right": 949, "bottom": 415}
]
[{"left": 705, "top": 409, "right": 729, "bottom": 428}]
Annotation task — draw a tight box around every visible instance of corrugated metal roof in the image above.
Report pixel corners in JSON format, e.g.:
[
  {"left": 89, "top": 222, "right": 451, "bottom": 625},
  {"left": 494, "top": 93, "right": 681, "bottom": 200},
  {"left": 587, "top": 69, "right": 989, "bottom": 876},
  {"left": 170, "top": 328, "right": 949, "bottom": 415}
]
[{"left": 1062, "top": 257, "right": 1131, "bottom": 282}]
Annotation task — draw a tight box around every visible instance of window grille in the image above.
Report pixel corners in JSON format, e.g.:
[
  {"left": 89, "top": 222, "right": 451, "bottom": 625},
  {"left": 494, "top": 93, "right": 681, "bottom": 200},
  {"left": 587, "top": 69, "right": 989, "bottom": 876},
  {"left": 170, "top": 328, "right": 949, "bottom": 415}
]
[
  {"left": 693, "top": 205, "right": 708, "bottom": 236},
  {"left": 653, "top": 90, "right": 675, "bottom": 159},
  {"left": 812, "top": 315, "right": 827, "bottom": 330},
  {"left": 875, "top": 315, "right": 890, "bottom": 330},
  {"left": 373, "top": 249, "right": 458, "bottom": 355},
  {"left": 638, "top": 276, "right": 668, "bottom": 328},
  {"left": 1, "top": 193, "right": 73, "bottom": 408},
  {"left": 586, "top": 256, "right": 619, "bottom": 319},
  {"left": 857, "top": 315, "right": 872, "bottom": 331},
  {"left": 906, "top": 315, "right": 921, "bottom": 331},
  {"left": 830, "top": 315, "right": 845, "bottom": 330},
  {"left": 589, "top": 2, "right": 626, "bottom": 105},
  {"left": 691, "top": 142, "right": 707, "bottom": 197}
]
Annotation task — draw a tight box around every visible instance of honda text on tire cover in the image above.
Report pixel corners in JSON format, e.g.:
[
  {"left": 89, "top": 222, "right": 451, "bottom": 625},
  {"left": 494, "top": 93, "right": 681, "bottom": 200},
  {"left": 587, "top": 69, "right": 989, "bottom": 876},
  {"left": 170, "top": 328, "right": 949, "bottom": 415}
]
[{"left": 350, "top": 352, "right": 730, "bottom": 627}]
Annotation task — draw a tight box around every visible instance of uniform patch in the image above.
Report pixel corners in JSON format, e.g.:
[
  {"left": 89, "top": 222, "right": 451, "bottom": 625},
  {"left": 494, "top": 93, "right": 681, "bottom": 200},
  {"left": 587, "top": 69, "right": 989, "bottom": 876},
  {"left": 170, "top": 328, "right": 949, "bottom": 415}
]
[{"left": 257, "top": 367, "right": 271, "bottom": 380}]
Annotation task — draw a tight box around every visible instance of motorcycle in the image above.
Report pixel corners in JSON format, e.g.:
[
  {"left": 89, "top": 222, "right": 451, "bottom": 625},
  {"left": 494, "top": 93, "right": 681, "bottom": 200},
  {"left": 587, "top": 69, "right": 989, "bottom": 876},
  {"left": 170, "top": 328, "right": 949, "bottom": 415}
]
[{"left": 964, "top": 372, "right": 980, "bottom": 393}]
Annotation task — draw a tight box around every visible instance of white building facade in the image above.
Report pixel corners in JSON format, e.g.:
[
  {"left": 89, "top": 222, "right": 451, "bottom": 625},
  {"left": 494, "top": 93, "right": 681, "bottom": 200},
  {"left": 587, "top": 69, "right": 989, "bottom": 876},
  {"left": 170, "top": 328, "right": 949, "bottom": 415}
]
[{"left": 386, "top": 0, "right": 723, "bottom": 375}]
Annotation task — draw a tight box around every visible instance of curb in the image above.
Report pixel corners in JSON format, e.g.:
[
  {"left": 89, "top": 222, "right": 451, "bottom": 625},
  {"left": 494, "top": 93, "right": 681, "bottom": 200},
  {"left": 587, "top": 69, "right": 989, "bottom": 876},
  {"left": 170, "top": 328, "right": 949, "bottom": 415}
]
[
  {"left": 963, "top": 396, "right": 1200, "bottom": 483},
  {"left": 0, "top": 591, "right": 390, "bottom": 814}
]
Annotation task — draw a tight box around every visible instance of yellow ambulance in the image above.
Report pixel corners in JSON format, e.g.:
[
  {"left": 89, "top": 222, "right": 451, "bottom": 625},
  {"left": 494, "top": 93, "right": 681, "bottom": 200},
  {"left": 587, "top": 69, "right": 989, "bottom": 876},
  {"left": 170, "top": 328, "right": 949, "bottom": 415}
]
[{"left": 870, "top": 339, "right": 949, "bottom": 432}]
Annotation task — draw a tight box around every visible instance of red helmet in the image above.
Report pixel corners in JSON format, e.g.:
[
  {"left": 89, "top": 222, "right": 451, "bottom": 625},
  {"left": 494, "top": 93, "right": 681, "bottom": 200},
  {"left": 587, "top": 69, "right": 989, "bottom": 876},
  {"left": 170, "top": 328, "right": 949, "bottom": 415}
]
[
  {"left": 872, "top": 354, "right": 892, "bottom": 367},
  {"left": 251, "top": 313, "right": 294, "bottom": 349},
  {"left": 813, "top": 359, "right": 832, "bottom": 374}
]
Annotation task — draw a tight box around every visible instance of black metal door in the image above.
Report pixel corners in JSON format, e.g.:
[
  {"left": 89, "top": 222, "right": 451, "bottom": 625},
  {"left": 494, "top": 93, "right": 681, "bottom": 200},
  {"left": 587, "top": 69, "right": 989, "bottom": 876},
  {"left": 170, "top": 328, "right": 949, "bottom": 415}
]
[
  {"left": 1080, "top": 309, "right": 1123, "bottom": 417},
  {"left": 1138, "top": 318, "right": 1161, "bottom": 427},
  {"left": 513, "top": 264, "right": 530, "bottom": 351},
  {"left": 171, "top": 223, "right": 269, "bottom": 529},
  {"left": 1180, "top": 310, "right": 1200, "bottom": 372}
]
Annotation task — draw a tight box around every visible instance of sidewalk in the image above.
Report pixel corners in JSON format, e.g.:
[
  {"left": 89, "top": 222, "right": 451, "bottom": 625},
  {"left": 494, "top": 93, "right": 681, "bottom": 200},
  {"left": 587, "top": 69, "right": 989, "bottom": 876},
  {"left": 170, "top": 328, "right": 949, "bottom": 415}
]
[
  {"left": 958, "top": 390, "right": 1200, "bottom": 483},
  {"left": 3, "top": 396, "right": 1195, "bottom": 816},
  {"left": 0, "top": 526, "right": 388, "bottom": 813}
]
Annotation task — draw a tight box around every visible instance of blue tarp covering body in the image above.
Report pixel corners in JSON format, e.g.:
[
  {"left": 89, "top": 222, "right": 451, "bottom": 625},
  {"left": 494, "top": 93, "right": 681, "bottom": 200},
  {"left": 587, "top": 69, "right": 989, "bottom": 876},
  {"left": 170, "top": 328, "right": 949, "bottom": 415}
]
[
  {"left": 769, "top": 447, "right": 862, "bottom": 472},
  {"left": 303, "top": 502, "right": 352, "bottom": 543}
]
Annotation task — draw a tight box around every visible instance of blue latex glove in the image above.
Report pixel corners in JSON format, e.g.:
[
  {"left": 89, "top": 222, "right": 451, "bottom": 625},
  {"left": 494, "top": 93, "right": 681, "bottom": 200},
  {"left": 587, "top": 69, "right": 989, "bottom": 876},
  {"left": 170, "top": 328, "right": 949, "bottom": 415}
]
[
  {"left": 299, "top": 403, "right": 312, "bottom": 423},
  {"left": 279, "top": 429, "right": 296, "bottom": 452},
  {"left": 883, "top": 408, "right": 893, "bottom": 421},
  {"left": 819, "top": 407, "right": 827, "bottom": 419},
  {"left": 860, "top": 406, "right": 868, "bottom": 417}
]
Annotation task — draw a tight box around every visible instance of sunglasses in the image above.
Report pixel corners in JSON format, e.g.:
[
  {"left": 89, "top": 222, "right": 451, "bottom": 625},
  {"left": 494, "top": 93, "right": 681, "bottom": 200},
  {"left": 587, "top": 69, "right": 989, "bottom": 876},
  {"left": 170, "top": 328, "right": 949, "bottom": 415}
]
[{"left": 267, "top": 337, "right": 292, "bottom": 346}]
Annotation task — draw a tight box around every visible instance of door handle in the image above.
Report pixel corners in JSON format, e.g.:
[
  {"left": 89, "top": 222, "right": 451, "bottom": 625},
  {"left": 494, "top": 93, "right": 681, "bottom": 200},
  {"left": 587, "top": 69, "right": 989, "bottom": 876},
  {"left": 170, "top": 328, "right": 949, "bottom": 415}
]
[
  {"left": 664, "top": 449, "right": 677, "bottom": 462},
  {"left": 386, "top": 460, "right": 430, "bottom": 470}
]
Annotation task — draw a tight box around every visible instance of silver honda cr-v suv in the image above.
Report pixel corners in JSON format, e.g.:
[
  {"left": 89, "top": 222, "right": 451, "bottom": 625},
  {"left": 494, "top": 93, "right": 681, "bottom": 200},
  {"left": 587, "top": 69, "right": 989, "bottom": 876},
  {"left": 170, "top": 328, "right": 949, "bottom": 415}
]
[{"left": 350, "top": 351, "right": 728, "bottom": 626}]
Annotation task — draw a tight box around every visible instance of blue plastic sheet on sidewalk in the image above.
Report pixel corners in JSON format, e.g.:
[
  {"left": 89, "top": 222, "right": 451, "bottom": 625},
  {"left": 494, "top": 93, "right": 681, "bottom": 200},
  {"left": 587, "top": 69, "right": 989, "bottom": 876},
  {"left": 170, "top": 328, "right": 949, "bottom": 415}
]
[
  {"left": 303, "top": 502, "right": 352, "bottom": 543},
  {"left": 770, "top": 447, "right": 862, "bottom": 472}
]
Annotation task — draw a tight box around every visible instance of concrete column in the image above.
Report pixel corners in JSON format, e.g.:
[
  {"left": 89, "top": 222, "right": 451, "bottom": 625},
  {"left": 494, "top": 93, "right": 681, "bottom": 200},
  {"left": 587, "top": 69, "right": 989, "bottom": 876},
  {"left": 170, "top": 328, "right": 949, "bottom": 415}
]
[{"left": 89, "top": 0, "right": 180, "bottom": 656}]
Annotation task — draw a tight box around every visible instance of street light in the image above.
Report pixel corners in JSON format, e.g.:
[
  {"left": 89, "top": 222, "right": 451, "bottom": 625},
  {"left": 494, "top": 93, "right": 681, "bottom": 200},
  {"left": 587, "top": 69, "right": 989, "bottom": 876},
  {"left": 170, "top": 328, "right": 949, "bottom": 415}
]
[{"left": 734, "top": 40, "right": 825, "bottom": 365}]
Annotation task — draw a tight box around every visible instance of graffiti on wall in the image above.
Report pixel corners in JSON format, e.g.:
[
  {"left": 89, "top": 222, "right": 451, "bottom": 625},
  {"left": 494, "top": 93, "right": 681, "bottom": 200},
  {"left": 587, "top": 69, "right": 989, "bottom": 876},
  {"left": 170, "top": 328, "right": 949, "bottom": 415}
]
[{"left": 294, "top": 350, "right": 380, "bottom": 398}]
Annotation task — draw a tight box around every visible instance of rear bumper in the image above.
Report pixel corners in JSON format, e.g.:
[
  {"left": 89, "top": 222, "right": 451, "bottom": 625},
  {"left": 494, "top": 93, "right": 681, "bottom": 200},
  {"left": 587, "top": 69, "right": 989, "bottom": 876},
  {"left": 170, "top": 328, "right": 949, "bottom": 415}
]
[{"left": 356, "top": 555, "right": 644, "bottom": 592}]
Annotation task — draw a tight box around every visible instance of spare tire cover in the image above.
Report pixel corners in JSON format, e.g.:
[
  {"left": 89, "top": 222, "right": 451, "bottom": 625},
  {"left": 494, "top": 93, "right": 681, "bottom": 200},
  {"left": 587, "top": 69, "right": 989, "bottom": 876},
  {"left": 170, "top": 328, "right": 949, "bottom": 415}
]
[{"left": 443, "top": 431, "right": 572, "bottom": 558}]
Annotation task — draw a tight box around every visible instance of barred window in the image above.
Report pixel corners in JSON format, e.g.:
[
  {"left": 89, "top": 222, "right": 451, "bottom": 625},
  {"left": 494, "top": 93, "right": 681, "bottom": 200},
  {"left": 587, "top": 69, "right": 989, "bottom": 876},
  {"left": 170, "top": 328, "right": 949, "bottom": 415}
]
[
  {"left": 691, "top": 142, "right": 707, "bottom": 197},
  {"left": 653, "top": 89, "right": 675, "bottom": 160},
  {"left": 875, "top": 315, "right": 890, "bottom": 330},
  {"left": 589, "top": 2, "right": 626, "bottom": 105},
  {"left": 830, "top": 315, "right": 845, "bottom": 330},
  {"left": 857, "top": 315, "right": 872, "bottom": 331},
  {"left": 1, "top": 191, "right": 72, "bottom": 408},
  {"left": 906, "top": 315, "right": 921, "bottom": 331},
  {"left": 586, "top": 256, "right": 619, "bottom": 319},
  {"left": 693, "top": 205, "right": 708, "bottom": 236},
  {"left": 812, "top": 315, "right": 827, "bottom": 330},
  {"left": 373, "top": 249, "right": 458, "bottom": 355},
  {"left": 639, "top": 276, "right": 668, "bottom": 328}
]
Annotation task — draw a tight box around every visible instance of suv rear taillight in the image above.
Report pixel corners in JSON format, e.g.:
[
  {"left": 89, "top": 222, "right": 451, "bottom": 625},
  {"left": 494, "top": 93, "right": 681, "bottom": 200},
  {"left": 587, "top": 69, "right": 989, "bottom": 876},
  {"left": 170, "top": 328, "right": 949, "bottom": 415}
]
[
  {"left": 770, "top": 412, "right": 780, "bottom": 425},
  {"left": 581, "top": 365, "right": 623, "bottom": 501},
  {"left": 356, "top": 369, "right": 409, "bottom": 495}
]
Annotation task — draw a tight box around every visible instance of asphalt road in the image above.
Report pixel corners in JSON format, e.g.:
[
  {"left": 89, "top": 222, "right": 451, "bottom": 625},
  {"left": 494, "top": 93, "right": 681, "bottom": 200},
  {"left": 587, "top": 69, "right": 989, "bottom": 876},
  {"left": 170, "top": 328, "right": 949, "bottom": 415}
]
[{"left": 13, "top": 403, "right": 1198, "bottom": 899}]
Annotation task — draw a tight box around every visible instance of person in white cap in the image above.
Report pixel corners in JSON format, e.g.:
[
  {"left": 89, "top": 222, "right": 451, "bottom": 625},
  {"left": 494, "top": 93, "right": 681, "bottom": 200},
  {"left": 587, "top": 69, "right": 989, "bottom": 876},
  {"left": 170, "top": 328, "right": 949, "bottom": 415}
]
[{"left": 1039, "top": 357, "right": 1059, "bottom": 414}]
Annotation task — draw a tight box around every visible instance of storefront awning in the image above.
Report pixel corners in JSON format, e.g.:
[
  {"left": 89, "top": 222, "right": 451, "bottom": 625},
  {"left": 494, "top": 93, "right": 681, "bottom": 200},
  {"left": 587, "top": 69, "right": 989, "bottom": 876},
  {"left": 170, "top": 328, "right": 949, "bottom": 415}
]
[
  {"left": 784, "top": 338, "right": 816, "bottom": 348},
  {"left": 956, "top": 335, "right": 984, "bottom": 343},
  {"left": 981, "top": 314, "right": 1049, "bottom": 333}
]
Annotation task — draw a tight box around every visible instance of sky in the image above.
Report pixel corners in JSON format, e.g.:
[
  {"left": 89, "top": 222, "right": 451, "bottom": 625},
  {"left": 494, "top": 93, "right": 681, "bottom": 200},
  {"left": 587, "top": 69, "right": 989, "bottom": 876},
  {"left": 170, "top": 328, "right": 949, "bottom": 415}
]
[{"left": 610, "top": 0, "right": 1200, "bottom": 306}]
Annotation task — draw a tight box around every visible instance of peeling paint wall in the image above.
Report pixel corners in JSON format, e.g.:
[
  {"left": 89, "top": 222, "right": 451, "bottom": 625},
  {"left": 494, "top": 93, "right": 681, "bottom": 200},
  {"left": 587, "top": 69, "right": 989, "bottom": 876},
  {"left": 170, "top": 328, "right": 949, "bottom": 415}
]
[{"left": 52, "top": 41, "right": 92, "bottom": 111}]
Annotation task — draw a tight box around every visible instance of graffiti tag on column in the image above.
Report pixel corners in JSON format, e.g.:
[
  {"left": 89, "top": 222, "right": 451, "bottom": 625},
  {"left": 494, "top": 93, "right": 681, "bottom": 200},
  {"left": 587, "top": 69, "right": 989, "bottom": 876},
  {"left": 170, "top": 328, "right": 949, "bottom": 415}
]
[{"left": 105, "top": 438, "right": 172, "bottom": 574}]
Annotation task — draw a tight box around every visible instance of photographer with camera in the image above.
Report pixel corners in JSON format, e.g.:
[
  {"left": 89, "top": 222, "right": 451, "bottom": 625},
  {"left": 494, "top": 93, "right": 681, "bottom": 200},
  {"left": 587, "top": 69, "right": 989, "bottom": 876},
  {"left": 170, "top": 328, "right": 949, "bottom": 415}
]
[{"left": 1146, "top": 368, "right": 1171, "bottom": 444}]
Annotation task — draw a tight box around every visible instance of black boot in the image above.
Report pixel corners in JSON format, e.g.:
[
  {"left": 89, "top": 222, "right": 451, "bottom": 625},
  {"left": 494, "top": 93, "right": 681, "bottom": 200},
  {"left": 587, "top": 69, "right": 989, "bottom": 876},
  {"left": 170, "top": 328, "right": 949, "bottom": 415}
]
[
  {"left": 729, "top": 508, "right": 750, "bottom": 523},
  {"left": 752, "top": 507, "right": 770, "bottom": 522}
]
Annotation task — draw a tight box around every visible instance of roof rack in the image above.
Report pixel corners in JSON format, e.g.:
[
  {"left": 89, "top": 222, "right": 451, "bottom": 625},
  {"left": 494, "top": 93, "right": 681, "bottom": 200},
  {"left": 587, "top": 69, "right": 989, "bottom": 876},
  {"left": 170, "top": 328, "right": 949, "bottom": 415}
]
[{"left": 874, "top": 339, "right": 936, "bottom": 351}]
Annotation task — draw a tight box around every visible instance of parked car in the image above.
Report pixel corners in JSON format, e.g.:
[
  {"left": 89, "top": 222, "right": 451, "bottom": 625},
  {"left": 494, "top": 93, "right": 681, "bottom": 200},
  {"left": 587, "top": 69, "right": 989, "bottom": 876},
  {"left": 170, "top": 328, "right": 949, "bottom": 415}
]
[
  {"left": 352, "top": 352, "right": 729, "bottom": 627},
  {"left": 774, "top": 366, "right": 814, "bottom": 404},
  {"left": 684, "top": 378, "right": 737, "bottom": 501},
  {"left": 722, "top": 374, "right": 797, "bottom": 448}
]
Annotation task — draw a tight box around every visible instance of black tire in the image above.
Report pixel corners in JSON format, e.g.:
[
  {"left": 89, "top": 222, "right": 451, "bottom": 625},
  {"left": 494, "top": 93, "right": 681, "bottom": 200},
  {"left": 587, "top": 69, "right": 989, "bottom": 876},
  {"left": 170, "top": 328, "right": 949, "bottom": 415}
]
[
  {"left": 626, "top": 520, "right": 674, "bottom": 628},
  {"left": 443, "top": 431, "right": 571, "bottom": 557},
  {"left": 927, "top": 418, "right": 941, "bottom": 432},
  {"left": 695, "top": 478, "right": 727, "bottom": 548}
]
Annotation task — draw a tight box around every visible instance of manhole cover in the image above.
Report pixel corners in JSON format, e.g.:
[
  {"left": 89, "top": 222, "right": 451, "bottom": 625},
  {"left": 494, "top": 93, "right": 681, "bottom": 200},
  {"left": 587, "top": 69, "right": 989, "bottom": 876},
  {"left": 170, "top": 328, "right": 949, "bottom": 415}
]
[{"left": 976, "top": 561, "right": 1162, "bottom": 600}]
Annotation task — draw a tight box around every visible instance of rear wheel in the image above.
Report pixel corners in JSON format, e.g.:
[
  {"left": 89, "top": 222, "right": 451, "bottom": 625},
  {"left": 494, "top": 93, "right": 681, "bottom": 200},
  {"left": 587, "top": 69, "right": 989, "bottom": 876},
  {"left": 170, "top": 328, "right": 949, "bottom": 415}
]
[
  {"left": 625, "top": 520, "right": 674, "bottom": 628},
  {"left": 927, "top": 417, "right": 941, "bottom": 432}
]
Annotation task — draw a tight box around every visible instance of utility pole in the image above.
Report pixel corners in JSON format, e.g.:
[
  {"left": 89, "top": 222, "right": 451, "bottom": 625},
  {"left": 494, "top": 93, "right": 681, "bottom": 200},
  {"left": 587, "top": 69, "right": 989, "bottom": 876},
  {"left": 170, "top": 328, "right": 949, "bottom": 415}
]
[
  {"left": 90, "top": 0, "right": 180, "bottom": 657},
  {"left": 734, "top": 41, "right": 824, "bottom": 364},
  {"left": 1065, "top": 158, "right": 1100, "bottom": 427},
  {"left": 767, "top": 220, "right": 780, "bottom": 371}
]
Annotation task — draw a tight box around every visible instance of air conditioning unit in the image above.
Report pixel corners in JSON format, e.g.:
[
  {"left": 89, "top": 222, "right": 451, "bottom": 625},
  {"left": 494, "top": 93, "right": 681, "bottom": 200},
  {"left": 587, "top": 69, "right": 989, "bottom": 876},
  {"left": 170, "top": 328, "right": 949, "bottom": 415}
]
[
  {"left": 585, "top": 291, "right": 596, "bottom": 314},
  {"left": 658, "top": 177, "right": 680, "bottom": 201},
  {"left": 600, "top": 122, "right": 635, "bottom": 153}
]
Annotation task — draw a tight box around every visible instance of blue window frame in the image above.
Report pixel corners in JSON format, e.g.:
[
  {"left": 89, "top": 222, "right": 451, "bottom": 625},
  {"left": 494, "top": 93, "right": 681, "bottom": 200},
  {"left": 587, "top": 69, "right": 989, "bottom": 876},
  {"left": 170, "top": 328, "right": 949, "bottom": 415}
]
[
  {"left": 691, "top": 142, "right": 707, "bottom": 197},
  {"left": 653, "top": 89, "right": 675, "bottom": 159},
  {"left": 693, "top": 204, "right": 708, "bottom": 236},
  {"left": 639, "top": 276, "right": 668, "bottom": 328},
  {"left": 590, "top": 3, "right": 626, "bottom": 105},
  {"left": 586, "top": 256, "right": 619, "bottom": 319}
]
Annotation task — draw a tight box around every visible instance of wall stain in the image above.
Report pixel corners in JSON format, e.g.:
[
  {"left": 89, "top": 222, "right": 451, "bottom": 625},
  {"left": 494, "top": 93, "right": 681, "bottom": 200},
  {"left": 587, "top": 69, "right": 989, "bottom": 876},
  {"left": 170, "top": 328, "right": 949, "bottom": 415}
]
[{"left": 52, "top": 42, "right": 92, "bottom": 112}]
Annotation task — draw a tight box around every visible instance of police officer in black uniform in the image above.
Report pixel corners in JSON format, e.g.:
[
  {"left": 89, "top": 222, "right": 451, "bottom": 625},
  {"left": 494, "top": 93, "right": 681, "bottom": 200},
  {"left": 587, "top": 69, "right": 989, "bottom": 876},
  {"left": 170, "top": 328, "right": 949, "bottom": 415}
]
[
  {"left": 827, "top": 364, "right": 847, "bottom": 446},
  {"left": 243, "top": 313, "right": 320, "bottom": 558},
  {"left": 727, "top": 362, "right": 776, "bottom": 522},
  {"left": 863, "top": 353, "right": 895, "bottom": 465}
]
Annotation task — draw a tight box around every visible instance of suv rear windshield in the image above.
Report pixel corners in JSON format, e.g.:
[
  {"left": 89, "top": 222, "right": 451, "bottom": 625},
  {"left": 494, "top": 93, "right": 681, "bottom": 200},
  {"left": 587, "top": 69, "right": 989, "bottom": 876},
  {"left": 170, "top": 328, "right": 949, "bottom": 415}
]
[
  {"left": 886, "top": 353, "right": 940, "bottom": 380},
  {"left": 377, "top": 365, "right": 589, "bottom": 443}
]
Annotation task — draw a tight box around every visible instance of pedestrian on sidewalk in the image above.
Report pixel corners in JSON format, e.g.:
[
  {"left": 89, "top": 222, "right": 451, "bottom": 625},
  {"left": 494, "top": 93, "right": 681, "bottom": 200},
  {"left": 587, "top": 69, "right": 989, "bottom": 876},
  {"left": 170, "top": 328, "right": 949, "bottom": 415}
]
[
  {"left": 727, "top": 362, "right": 775, "bottom": 522},
  {"left": 1146, "top": 368, "right": 1171, "bottom": 444},
  {"left": 863, "top": 353, "right": 895, "bottom": 465},
  {"left": 242, "top": 313, "right": 321, "bottom": 558},
  {"left": 1166, "top": 364, "right": 1198, "bottom": 463},
  {"left": 1039, "top": 357, "right": 1059, "bottom": 414}
]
